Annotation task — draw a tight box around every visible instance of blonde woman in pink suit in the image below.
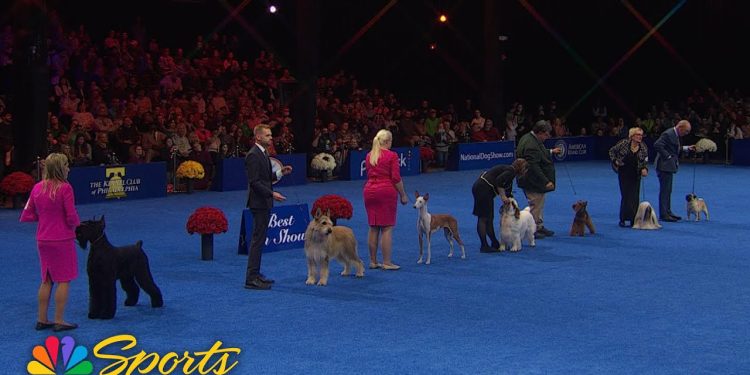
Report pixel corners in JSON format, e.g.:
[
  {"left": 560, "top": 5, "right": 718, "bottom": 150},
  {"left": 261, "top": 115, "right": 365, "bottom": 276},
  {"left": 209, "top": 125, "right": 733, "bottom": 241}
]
[
  {"left": 363, "top": 129, "right": 409, "bottom": 270},
  {"left": 20, "top": 153, "right": 81, "bottom": 332}
]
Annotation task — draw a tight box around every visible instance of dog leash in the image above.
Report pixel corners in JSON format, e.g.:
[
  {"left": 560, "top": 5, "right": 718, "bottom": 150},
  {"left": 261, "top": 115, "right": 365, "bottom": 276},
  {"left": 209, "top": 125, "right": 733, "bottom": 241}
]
[
  {"left": 561, "top": 162, "right": 577, "bottom": 195},
  {"left": 691, "top": 163, "right": 696, "bottom": 194}
]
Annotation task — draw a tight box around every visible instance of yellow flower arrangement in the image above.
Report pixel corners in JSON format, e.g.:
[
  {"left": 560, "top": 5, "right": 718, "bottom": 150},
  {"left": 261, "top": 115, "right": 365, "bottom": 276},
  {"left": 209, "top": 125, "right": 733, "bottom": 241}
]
[{"left": 176, "top": 160, "right": 206, "bottom": 179}]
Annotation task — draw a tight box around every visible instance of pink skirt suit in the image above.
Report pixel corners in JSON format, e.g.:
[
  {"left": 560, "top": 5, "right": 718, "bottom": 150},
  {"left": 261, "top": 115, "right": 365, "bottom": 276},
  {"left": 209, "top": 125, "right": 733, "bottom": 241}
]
[
  {"left": 20, "top": 182, "right": 81, "bottom": 283},
  {"left": 363, "top": 149, "right": 402, "bottom": 226}
]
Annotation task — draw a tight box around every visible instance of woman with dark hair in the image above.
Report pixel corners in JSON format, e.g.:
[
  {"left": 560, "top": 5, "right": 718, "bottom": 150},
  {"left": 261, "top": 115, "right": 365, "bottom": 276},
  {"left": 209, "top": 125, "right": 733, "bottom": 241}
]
[
  {"left": 472, "top": 159, "right": 528, "bottom": 252},
  {"left": 20, "top": 153, "right": 81, "bottom": 332},
  {"left": 609, "top": 127, "right": 649, "bottom": 227},
  {"left": 71, "top": 134, "right": 92, "bottom": 166}
]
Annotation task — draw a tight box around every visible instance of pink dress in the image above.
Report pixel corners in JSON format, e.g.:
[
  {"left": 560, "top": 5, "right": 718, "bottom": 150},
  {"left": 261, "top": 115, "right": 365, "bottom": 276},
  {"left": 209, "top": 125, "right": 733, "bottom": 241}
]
[
  {"left": 363, "top": 149, "right": 402, "bottom": 226},
  {"left": 20, "top": 182, "right": 81, "bottom": 282}
]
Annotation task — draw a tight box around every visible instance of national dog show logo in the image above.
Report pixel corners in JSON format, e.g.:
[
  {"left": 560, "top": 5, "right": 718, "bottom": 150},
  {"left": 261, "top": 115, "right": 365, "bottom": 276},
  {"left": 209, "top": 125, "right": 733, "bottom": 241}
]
[
  {"left": 27, "top": 334, "right": 241, "bottom": 375},
  {"left": 27, "top": 336, "right": 93, "bottom": 374}
]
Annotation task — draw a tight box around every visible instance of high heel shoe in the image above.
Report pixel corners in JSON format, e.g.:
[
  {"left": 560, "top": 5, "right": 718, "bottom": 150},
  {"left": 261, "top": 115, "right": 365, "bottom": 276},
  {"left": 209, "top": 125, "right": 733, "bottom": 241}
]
[
  {"left": 53, "top": 322, "right": 78, "bottom": 332},
  {"left": 35, "top": 321, "right": 54, "bottom": 330}
]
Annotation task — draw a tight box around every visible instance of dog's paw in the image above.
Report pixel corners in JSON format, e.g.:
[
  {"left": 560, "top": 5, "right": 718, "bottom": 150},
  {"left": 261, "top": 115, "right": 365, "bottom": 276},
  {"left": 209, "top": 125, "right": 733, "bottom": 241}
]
[
  {"left": 417, "top": 257, "right": 423, "bottom": 264},
  {"left": 355, "top": 272, "right": 364, "bottom": 278},
  {"left": 425, "top": 260, "right": 431, "bottom": 265},
  {"left": 530, "top": 241, "right": 536, "bottom": 247},
  {"left": 340, "top": 270, "right": 350, "bottom": 276},
  {"left": 124, "top": 299, "right": 137, "bottom": 306},
  {"left": 316, "top": 280, "right": 328, "bottom": 286},
  {"left": 305, "top": 278, "right": 316, "bottom": 285},
  {"left": 510, "top": 246, "right": 520, "bottom": 252},
  {"left": 499, "top": 244, "right": 507, "bottom": 251},
  {"left": 447, "top": 252, "right": 453, "bottom": 258}
]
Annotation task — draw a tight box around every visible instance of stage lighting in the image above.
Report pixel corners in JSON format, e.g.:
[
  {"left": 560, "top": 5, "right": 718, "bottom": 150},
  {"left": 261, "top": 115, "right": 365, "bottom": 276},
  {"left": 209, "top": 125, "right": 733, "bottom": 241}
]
[
  {"left": 438, "top": 14, "right": 448, "bottom": 23},
  {"left": 429, "top": 42, "right": 437, "bottom": 50},
  {"left": 269, "top": 5, "right": 278, "bottom": 13}
]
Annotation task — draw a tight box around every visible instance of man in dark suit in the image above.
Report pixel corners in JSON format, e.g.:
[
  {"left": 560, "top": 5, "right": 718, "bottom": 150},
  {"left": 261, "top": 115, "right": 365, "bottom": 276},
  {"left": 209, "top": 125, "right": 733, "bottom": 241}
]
[
  {"left": 244, "top": 124, "right": 292, "bottom": 290},
  {"left": 515, "top": 121, "right": 562, "bottom": 239},
  {"left": 653, "top": 120, "right": 695, "bottom": 222}
]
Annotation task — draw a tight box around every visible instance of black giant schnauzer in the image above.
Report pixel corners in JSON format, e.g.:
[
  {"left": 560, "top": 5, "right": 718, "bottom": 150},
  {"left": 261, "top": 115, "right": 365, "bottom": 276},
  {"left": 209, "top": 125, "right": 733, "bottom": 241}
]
[{"left": 76, "top": 216, "right": 163, "bottom": 319}]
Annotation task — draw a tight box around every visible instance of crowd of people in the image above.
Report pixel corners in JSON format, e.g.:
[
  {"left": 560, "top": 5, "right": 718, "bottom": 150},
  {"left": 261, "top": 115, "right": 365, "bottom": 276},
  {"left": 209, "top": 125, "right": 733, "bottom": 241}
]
[{"left": 0, "top": 15, "right": 749, "bottom": 188}]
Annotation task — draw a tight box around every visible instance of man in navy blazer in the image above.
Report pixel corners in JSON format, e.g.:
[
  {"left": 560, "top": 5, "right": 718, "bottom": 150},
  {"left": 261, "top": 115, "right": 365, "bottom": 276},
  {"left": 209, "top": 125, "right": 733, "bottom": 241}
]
[
  {"left": 653, "top": 120, "right": 695, "bottom": 222},
  {"left": 244, "top": 124, "right": 293, "bottom": 290}
]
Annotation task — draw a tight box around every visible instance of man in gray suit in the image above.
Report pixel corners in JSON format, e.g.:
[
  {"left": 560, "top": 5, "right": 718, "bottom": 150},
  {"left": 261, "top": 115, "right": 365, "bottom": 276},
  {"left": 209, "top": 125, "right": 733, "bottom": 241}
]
[
  {"left": 244, "top": 124, "right": 293, "bottom": 290},
  {"left": 653, "top": 120, "right": 695, "bottom": 222}
]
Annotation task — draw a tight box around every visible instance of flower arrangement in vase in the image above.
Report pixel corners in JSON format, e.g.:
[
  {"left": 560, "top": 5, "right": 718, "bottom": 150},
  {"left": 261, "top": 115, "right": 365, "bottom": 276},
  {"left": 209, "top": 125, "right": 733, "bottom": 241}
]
[
  {"left": 0, "top": 171, "right": 35, "bottom": 209},
  {"left": 310, "top": 153, "right": 336, "bottom": 182},
  {"left": 176, "top": 161, "right": 205, "bottom": 193},
  {"left": 311, "top": 194, "right": 353, "bottom": 225},
  {"left": 186, "top": 206, "right": 229, "bottom": 260}
]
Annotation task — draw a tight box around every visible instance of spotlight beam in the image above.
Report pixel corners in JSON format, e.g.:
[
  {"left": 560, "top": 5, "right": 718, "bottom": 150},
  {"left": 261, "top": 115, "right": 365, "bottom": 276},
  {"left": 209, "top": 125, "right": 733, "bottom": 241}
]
[
  {"left": 214, "top": 0, "right": 274, "bottom": 53},
  {"left": 577, "top": 0, "right": 688, "bottom": 106},
  {"left": 519, "top": 0, "right": 634, "bottom": 119},
  {"left": 327, "top": 0, "right": 399, "bottom": 68},
  {"left": 621, "top": 0, "right": 706, "bottom": 87}
]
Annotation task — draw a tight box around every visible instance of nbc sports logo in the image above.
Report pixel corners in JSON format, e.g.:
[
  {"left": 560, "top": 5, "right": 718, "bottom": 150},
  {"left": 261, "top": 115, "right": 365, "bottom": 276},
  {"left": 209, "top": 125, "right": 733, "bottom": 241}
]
[{"left": 27, "top": 336, "right": 93, "bottom": 374}]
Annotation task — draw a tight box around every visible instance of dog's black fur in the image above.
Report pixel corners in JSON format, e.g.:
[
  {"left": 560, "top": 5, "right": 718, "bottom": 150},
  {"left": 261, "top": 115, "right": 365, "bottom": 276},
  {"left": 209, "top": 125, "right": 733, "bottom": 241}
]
[{"left": 75, "top": 216, "right": 163, "bottom": 319}]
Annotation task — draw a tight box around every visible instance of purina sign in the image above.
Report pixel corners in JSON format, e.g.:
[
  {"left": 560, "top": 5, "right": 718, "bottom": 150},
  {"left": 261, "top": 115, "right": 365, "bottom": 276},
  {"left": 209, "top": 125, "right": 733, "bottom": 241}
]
[{"left": 342, "top": 147, "right": 421, "bottom": 180}]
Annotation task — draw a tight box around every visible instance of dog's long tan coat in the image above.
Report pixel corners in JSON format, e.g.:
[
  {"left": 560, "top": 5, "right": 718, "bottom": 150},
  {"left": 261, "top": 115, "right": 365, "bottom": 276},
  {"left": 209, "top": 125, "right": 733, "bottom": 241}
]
[{"left": 304, "top": 210, "right": 364, "bottom": 286}]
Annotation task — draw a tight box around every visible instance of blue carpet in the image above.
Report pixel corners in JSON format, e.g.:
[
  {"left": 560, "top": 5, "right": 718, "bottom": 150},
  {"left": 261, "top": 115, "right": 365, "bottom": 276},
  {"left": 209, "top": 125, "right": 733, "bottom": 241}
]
[{"left": 1, "top": 161, "right": 748, "bottom": 374}]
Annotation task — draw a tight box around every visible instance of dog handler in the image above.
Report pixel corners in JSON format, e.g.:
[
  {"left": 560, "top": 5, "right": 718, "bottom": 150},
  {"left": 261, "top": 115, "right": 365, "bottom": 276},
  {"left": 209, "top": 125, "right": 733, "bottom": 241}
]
[
  {"left": 472, "top": 158, "right": 528, "bottom": 252},
  {"left": 516, "top": 121, "right": 561, "bottom": 239},
  {"left": 609, "top": 127, "right": 649, "bottom": 227},
  {"left": 363, "top": 129, "right": 409, "bottom": 270},
  {"left": 20, "top": 153, "right": 81, "bottom": 332}
]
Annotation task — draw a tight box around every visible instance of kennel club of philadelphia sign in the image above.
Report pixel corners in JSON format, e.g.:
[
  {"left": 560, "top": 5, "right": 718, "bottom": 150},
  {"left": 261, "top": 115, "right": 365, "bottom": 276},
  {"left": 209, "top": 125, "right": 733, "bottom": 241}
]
[{"left": 68, "top": 162, "right": 168, "bottom": 204}]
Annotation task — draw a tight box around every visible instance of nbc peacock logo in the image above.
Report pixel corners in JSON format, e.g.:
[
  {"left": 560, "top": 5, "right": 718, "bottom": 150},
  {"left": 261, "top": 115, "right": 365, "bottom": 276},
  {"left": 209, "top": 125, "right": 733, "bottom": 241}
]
[{"left": 27, "top": 336, "right": 93, "bottom": 375}]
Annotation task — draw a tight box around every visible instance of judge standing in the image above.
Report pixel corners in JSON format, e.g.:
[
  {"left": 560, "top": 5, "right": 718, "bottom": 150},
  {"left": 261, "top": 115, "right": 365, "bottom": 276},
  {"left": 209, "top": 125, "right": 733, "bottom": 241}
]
[{"left": 244, "top": 124, "right": 292, "bottom": 290}]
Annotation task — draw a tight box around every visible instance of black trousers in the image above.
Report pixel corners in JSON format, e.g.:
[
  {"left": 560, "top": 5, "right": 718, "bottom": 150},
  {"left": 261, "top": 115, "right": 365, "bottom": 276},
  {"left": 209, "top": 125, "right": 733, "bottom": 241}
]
[
  {"left": 245, "top": 208, "right": 270, "bottom": 282},
  {"left": 618, "top": 172, "right": 640, "bottom": 223},
  {"left": 657, "top": 170, "right": 674, "bottom": 218}
]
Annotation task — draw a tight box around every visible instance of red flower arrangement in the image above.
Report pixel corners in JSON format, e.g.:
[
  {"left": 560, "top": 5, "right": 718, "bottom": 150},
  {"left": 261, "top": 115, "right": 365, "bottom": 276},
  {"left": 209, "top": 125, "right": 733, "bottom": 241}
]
[
  {"left": 0, "top": 171, "right": 35, "bottom": 196},
  {"left": 186, "top": 207, "right": 229, "bottom": 235},
  {"left": 419, "top": 146, "right": 435, "bottom": 161},
  {"left": 311, "top": 194, "right": 353, "bottom": 221}
]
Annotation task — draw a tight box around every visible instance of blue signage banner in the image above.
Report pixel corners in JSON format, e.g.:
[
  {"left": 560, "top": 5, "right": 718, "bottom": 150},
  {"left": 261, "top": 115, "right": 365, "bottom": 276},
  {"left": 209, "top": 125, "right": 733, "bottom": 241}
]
[
  {"left": 342, "top": 147, "right": 420, "bottom": 180},
  {"left": 446, "top": 141, "right": 515, "bottom": 170},
  {"left": 238, "top": 204, "right": 310, "bottom": 254},
  {"left": 212, "top": 153, "right": 307, "bottom": 191},
  {"left": 544, "top": 137, "right": 596, "bottom": 162},
  {"left": 732, "top": 139, "right": 750, "bottom": 165},
  {"left": 68, "top": 162, "right": 167, "bottom": 204}
]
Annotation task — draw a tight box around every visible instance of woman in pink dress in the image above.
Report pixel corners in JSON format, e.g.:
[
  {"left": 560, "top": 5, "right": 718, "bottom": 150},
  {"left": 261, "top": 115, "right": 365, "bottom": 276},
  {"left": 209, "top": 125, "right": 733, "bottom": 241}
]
[
  {"left": 20, "top": 153, "right": 81, "bottom": 332},
  {"left": 363, "top": 129, "right": 408, "bottom": 270}
]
